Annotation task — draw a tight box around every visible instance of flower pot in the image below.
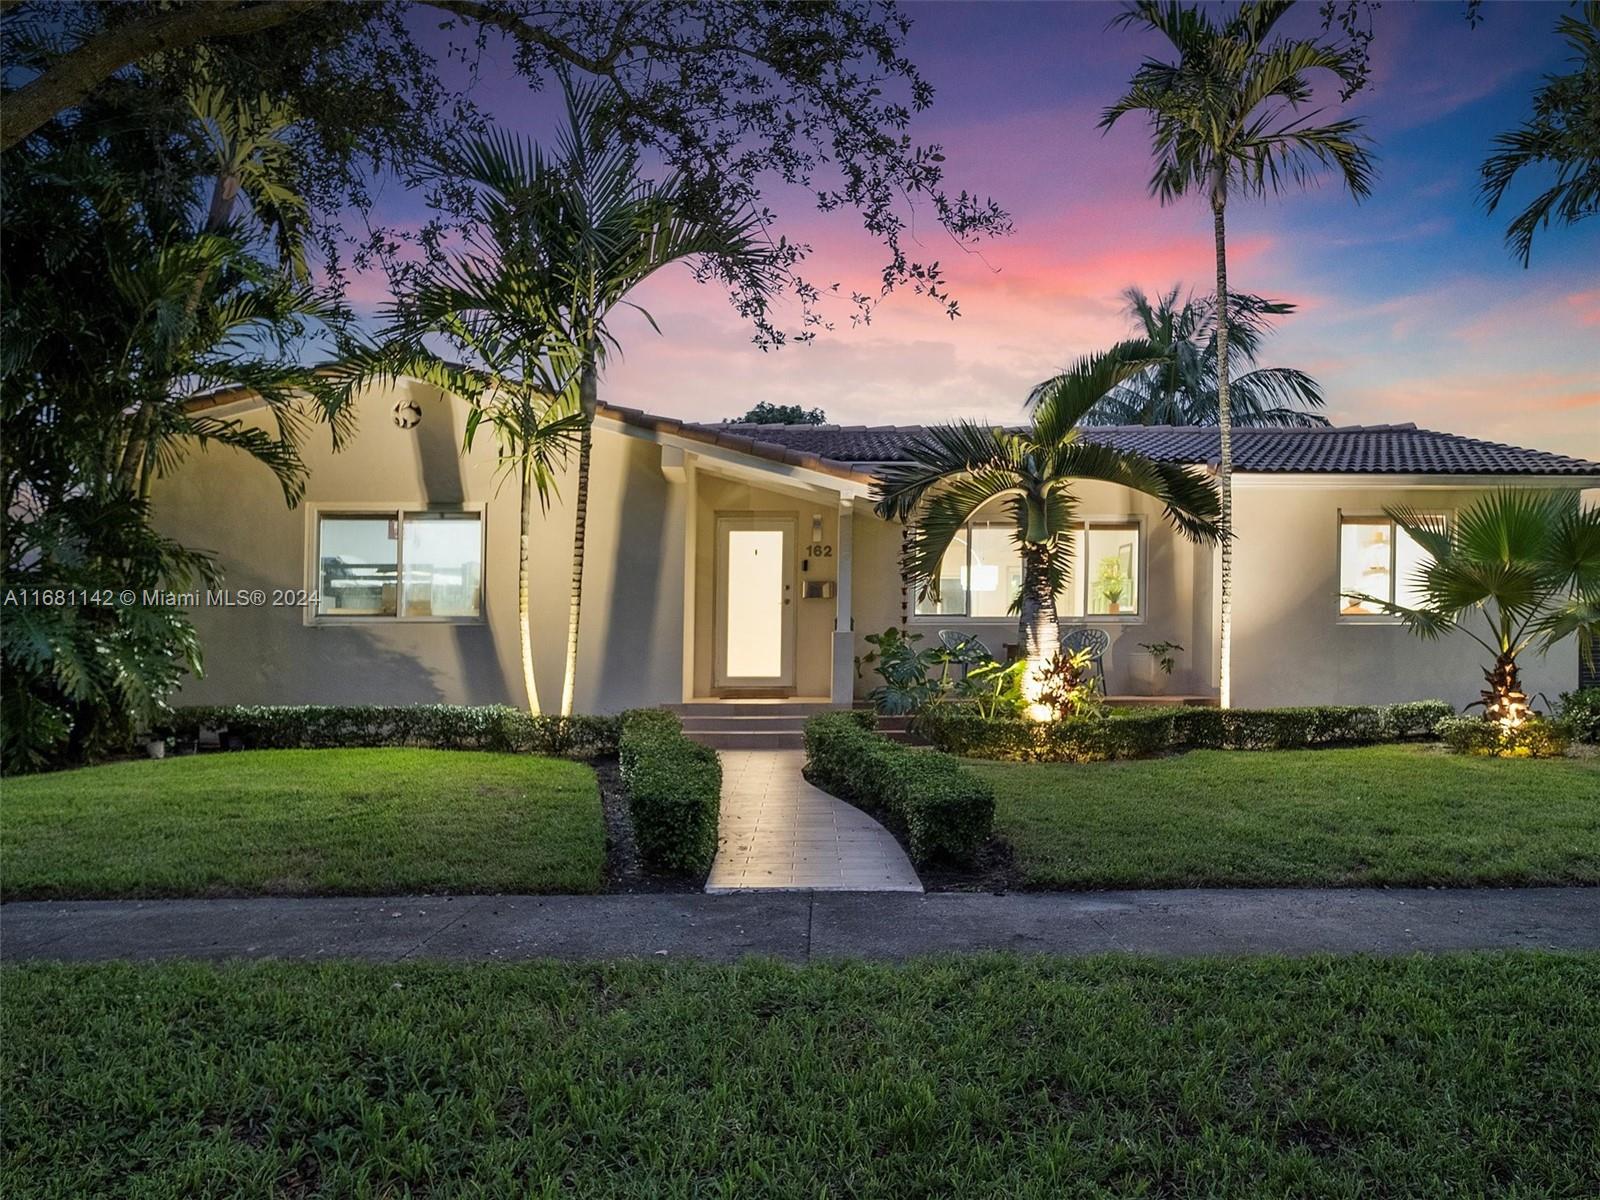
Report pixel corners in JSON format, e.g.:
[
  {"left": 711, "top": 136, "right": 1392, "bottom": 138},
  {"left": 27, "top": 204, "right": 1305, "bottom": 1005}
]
[
  {"left": 1107, "top": 600, "right": 1121, "bottom": 615},
  {"left": 146, "top": 739, "right": 167, "bottom": 760},
  {"left": 1138, "top": 656, "right": 1170, "bottom": 696}
]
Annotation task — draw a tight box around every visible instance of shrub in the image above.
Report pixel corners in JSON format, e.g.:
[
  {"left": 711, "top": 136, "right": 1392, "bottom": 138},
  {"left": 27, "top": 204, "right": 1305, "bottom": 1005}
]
[
  {"left": 1558, "top": 688, "right": 1600, "bottom": 744},
  {"left": 168, "top": 705, "right": 621, "bottom": 758},
  {"left": 804, "top": 712, "right": 994, "bottom": 865},
  {"left": 911, "top": 700, "right": 1457, "bottom": 763},
  {"left": 1437, "top": 715, "right": 1571, "bottom": 759},
  {"left": 618, "top": 709, "right": 721, "bottom": 875}
]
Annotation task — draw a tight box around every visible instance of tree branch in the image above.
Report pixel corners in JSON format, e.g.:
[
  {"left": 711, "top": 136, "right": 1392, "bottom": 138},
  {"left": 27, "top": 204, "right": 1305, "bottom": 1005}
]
[{"left": 1, "top": 0, "right": 308, "bottom": 151}]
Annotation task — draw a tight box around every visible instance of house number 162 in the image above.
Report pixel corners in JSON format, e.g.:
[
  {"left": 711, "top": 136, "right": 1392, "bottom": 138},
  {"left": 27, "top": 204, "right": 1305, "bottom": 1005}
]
[{"left": 806, "top": 545, "right": 834, "bottom": 558}]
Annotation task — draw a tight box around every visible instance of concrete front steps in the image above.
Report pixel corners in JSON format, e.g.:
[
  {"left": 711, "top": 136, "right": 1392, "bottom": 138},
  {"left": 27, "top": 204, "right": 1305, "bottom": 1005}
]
[{"left": 672, "top": 701, "right": 840, "bottom": 750}]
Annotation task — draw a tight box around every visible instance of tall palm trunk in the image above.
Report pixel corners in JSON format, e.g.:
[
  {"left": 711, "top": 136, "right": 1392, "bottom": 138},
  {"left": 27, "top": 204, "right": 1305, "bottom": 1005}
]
[
  {"left": 1211, "top": 186, "right": 1233, "bottom": 709},
  {"left": 518, "top": 463, "right": 541, "bottom": 715},
  {"left": 1482, "top": 650, "right": 1528, "bottom": 726},
  {"left": 559, "top": 357, "right": 599, "bottom": 717},
  {"left": 1018, "top": 543, "right": 1061, "bottom": 715}
]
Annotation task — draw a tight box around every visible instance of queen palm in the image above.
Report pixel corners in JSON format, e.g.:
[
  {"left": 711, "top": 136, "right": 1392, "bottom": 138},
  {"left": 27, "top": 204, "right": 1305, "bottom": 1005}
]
[
  {"left": 1078, "top": 285, "right": 1326, "bottom": 427},
  {"left": 1103, "top": 0, "right": 1374, "bottom": 706},
  {"left": 873, "top": 343, "right": 1221, "bottom": 712},
  {"left": 459, "top": 83, "right": 783, "bottom": 716},
  {"left": 1345, "top": 491, "right": 1600, "bottom": 725}
]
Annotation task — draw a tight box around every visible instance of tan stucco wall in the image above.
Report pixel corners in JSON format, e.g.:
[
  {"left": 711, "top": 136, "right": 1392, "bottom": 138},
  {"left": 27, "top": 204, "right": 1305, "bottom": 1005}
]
[
  {"left": 151, "top": 381, "right": 685, "bottom": 713},
  {"left": 1228, "top": 480, "right": 1584, "bottom": 709}
]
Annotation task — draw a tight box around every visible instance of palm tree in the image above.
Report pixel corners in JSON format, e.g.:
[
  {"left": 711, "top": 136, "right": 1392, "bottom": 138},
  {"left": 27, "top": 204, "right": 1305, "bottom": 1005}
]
[
  {"left": 450, "top": 84, "right": 783, "bottom": 716},
  {"left": 1480, "top": 2, "right": 1600, "bottom": 266},
  {"left": 1102, "top": 0, "right": 1375, "bottom": 707},
  {"left": 1079, "top": 285, "right": 1326, "bottom": 427},
  {"left": 873, "top": 344, "right": 1221, "bottom": 715},
  {"left": 1345, "top": 491, "right": 1600, "bottom": 726}
]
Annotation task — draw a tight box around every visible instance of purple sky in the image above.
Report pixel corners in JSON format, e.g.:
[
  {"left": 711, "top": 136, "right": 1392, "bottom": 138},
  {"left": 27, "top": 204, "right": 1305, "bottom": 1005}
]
[{"left": 354, "top": 2, "right": 1600, "bottom": 457}]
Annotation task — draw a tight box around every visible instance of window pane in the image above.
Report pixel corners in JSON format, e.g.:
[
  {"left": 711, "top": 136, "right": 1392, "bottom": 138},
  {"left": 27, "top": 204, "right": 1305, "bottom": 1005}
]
[
  {"left": 1394, "top": 522, "right": 1433, "bottom": 610},
  {"left": 1339, "top": 519, "right": 1392, "bottom": 615},
  {"left": 969, "top": 524, "right": 1022, "bottom": 618},
  {"left": 1086, "top": 525, "right": 1139, "bottom": 615},
  {"left": 1057, "top": 527, "right": 1085, "bottom": 617},
  {"left": 318, "top": 516, "right": 398, "bottom": 616},
  {"left": 402, "top": 513, "right": 482, "bottom": 618},
  {"left": 915, "top": 531, "right": 968, "bottom": 616}
]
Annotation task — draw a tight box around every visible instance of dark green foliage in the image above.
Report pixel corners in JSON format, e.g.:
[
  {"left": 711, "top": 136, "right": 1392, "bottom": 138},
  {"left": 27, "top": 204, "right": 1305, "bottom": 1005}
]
[
  {"left": 1560, "top": 688, "right": 1600, "bottom": 743},
  {"left": 618, "top": 709, "right": 721, "bottom": 876},
  {"left": 1437, "top": 715, "right": 1573, "bottom": 759},
  {"left": 5, "top": 955, "right": 1599, "bottom": 1197},
  {"left": 914, "top": 700, "right": 1457, "bottom": 762},
  {"left": 169, "top": 704, "right": 621, "bottom": 758},
  {"left": 804, "top": 712, "right": 994, "bottom": 865},
  {"left": 726, "top": 402, "right": 827, "bottom": 424}
]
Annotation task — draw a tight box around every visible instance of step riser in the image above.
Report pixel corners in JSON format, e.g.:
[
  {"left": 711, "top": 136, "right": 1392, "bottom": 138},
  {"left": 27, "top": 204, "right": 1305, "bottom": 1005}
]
[
  {"left": 680, "top": 717, "right": 810, "bottom": 733},
  {"left": 669, "top": 702, "right": 841, "bottom": 718},
  {"left": 686, "top": 731, "right": 806, "bottom": 750}
]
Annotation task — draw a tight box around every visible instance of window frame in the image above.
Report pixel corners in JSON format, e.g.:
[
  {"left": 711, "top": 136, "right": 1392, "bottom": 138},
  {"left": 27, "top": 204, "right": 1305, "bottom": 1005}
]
[
  {"left": 909, "top": 513, "right": 1146, "bottom": 625},
  {"left": 1335, "top": 510, "right": 1442, "bottom": 625},
  {"left": 306, "top": 503, "right": 487, "bottom": 626}
]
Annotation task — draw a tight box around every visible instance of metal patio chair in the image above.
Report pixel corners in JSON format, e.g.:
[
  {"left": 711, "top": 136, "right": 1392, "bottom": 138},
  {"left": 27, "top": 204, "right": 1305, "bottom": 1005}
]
[{"left": 1058, "top": 626, "right": 1110, "bottom": 691}]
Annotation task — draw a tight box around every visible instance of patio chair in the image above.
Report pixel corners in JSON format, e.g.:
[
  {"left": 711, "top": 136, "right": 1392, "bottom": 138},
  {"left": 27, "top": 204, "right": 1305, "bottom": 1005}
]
[
  {"left": 937, "top": 629, "right": 989, "bottom": 682},
  {"left": 1058, "top": 626, "right": 1110, "bottom": 691}
]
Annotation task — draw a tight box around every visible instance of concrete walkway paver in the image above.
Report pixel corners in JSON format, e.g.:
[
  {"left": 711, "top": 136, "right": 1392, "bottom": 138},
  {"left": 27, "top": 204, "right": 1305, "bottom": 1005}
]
[
  {"left": 5, "top": 888, "right": 1598, "bottom": 965},
  {"left": 705, "top": 750, "right": 921, "bottom": 892}
]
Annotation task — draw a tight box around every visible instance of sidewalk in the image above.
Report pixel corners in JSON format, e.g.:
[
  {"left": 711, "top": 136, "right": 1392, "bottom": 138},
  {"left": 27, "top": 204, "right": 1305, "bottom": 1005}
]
[{"left": 5, "top": 888, "right": 1598, "bottom": 964}]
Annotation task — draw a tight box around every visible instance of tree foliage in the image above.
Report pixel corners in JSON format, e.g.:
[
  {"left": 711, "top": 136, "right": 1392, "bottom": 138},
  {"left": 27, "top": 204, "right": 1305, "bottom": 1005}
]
[{"left": 727, "top": 403, "right": 829, "bottom": 425}]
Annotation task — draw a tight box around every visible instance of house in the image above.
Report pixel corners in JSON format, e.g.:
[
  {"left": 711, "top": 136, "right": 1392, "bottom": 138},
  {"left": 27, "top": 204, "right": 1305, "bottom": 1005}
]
[{"left": 153, "top": 379, "right": 1600, "bottom": 714}]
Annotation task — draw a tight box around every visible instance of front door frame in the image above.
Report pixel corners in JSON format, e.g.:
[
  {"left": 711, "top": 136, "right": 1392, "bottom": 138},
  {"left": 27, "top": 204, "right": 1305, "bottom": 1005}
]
[{"left": 713, "top": 512, "right": 797, "bottom": 691}]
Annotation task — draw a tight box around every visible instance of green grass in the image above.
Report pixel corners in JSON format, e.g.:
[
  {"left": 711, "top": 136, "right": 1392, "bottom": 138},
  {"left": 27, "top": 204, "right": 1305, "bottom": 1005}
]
[
  {"left": 3, "top": 954, "right": 1596, "bottom": 1197},
  {"left": 1, "top": 749, "right": 603, "bottom": 899},
  {"left": 978, "top": 744, "right": 1600, "bottom": 889}
]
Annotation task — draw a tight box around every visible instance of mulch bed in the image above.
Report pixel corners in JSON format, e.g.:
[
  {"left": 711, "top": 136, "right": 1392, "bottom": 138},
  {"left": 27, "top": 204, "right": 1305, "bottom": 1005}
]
[{"left": 594, "top": 757, "right": 703, "bottom": 894}]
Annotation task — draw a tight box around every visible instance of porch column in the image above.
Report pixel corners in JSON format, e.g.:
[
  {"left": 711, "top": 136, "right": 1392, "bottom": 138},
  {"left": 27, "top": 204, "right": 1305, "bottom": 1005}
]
[
  {"left": 661, "top": 445, "right": 696, "bottom": 703},
  {"left": 832, "top": 498, "right": 855, "bottom": 705}
]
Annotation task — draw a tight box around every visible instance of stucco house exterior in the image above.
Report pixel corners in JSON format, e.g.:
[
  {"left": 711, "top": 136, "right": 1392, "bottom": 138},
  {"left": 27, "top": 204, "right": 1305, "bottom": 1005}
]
[{"left": 153, "top": 379, "right": 1600, "bottom": 714}]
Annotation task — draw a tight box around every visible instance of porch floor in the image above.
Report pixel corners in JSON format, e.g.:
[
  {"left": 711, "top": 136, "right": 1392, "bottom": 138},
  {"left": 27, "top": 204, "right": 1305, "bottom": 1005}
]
[{"left": 705, "top": 751, "right": 922, "bottom": 893}]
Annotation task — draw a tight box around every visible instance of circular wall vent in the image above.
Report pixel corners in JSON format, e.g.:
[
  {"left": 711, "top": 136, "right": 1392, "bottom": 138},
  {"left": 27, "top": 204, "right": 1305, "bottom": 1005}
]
[{"left": 393, "top": 399, "right": 422, "bottom": 429}]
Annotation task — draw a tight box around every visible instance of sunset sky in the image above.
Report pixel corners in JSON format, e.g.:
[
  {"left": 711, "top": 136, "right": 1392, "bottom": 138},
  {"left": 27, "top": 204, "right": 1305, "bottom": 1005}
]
[{"left": 358, "top": 1, "right": 1600, "bottom": 458}]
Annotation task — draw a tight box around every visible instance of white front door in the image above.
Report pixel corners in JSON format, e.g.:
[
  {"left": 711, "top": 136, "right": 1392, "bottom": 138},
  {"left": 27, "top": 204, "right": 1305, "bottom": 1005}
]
[{"left": 714, "top": 515, "right": 796, "bottom": 689}]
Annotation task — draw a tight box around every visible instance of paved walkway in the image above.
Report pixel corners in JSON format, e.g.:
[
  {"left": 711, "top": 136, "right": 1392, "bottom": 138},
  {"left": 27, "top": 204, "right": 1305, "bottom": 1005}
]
[
  {"left": 6, "top": 888, "right": 1598, "bottom": 964},
  {"left": 705, "top": 750, "right": 921, "bottom": 892}
]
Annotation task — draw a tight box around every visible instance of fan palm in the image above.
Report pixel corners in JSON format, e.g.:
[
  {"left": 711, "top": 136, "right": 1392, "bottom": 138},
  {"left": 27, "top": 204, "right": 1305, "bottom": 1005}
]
[
  {"left": 444, "top": 82, "right": 784, "bottom": 716},
  {"left": 1344, "top": 491, "right": 1600, "bottom": 726},
  {"left": 1078, "top": 285, "right": 1326, "bottom": 427},
  {"left": 873, "top": 343, "right": 1221, "bottom": 714},
  {"left": 1102, "top": 0, "right": 1375, "bottom": 706}
]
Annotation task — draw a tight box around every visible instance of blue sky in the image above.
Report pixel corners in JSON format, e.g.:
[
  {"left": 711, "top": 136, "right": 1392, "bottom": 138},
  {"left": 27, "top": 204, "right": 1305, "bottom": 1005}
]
[{"left": 351, "top": 1, "right": 1599, "bottom": 456}]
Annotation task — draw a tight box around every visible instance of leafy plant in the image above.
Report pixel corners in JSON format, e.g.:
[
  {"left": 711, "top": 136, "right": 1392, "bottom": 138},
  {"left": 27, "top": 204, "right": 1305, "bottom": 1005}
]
[
  {"left": 1095, "top": 555, "right": 1128, "bottom": 609},
  {"left": 957, "top": 659, "right": 1028, "bottom": 720},
  {"left": 1140, "top": 641, "right": 1185, "bottom": 675},
  {"left": 1436, "top": 714, "right": 1571, "bottom": 759},
  {"left": 1035, "top": 647, "right": 1104, "bottom": 721},
  {"left": 1558, "top": 688, "right": 1600, "bottom": 744},
  {"left": 859, "top": 628, "right": 946, "bottom": 715}
]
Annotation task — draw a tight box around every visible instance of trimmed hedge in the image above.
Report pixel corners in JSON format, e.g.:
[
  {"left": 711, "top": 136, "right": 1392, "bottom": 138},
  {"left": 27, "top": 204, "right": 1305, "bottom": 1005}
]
[
  {"left": 912, "top": 699, "right": 1457, "bottom": 763},
  {"left": 618, "top": 709, "right": 721, "bottom": 875},
  {"left": 168, "top": 705, "right": 621, "bottom": 758},
  {"left": 1559, "top": 688, "right": 1600, "bottom": 744},
  {"left": 804, "top": 712, "right": 994, "bottom": 866},
  {"left": 1437, "top": 715, "right": 1572, "bottom": 759}
]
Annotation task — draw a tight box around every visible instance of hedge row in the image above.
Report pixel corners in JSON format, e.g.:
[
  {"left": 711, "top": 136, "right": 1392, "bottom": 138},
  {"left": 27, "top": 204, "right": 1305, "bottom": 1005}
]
[
  {"left": 618, "top": 709, "right": 722, "bottom": 876},
  {"left": 911, "top": 699, "right": 1457, "bottom": 762},
  {"left": 1436, "top": 714, "right": 1571, "bottom": 759},
  {"left": 168, "top": 705, "right": 621, "bottom": 758},
  {"left": 804, "top": 711, "right": 993, "bottom": 866}
]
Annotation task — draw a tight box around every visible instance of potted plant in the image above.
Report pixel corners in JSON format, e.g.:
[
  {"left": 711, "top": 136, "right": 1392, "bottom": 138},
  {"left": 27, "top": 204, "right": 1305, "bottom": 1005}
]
[
  {"left": 1137, "top": 640, "right": 1183, "bottom": 695},
  {"left": 1095, "top": 555, "right": 1128, "bottom": 614}
]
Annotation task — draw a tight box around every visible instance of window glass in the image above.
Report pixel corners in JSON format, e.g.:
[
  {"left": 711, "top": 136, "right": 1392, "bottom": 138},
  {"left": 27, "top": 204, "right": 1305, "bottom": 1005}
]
[
  {"left": 402, "top": 513, "right": 482, "bottom": 618},
  {"left": 318, "top": 516, "right": 398, "bottom": 616},
  {"left": 1339, "top": 519, "right": 1391, "bottom": 615},
  {"left": 1085, "top": 524, "right": 1139, "bottom": 615},
  {"left": 915, "top": 531, "right": 968, "bottom": 616},
  {"left": 969, "top": 524, "right": 1022, "bottom": 618},
  {"left": 1394, "top": 525, "right": 1431, "bottom": 610}
]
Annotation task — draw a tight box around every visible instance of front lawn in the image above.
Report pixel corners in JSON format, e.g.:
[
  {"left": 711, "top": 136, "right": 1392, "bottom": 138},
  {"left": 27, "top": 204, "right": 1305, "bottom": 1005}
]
[
  {"left": 1, "top": 749, "right": 603, "bottom": 899},
  {"left": 3, "top": 954, "right": 1596, "bottom": 1197},
  {"left": 978, "top": 744, "right": 1600, "bottom": 889}
]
